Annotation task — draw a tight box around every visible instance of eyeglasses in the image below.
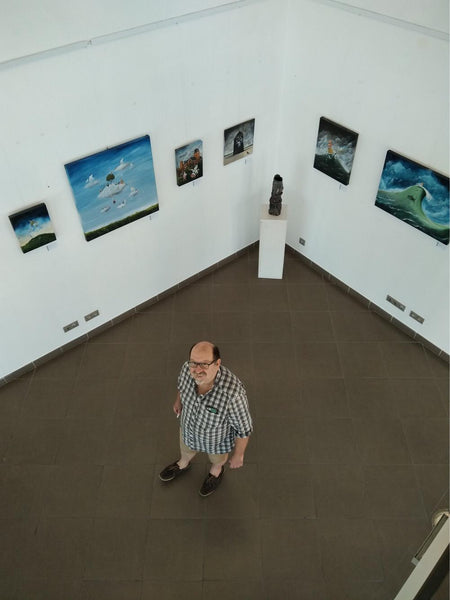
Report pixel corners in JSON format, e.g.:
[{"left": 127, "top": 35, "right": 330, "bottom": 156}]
[{"left": 188, "top": 360, "right": 216, "bottom": 369}]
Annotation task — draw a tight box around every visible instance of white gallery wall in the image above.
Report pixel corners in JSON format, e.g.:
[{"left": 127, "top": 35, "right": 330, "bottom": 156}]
[
  {"left": 0, "top": 0, "right": 287, "bottom": 379},
  {"left": 280, "top": 0, "right": 449, "bottom": 354},
  {"left": 0, "top": 0, "right": 448, "bottom": 380}
]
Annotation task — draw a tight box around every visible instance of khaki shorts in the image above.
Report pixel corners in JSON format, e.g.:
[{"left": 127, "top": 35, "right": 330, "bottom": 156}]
[{"left": 179, "top": 429, "right": 228, "bottom": 465}]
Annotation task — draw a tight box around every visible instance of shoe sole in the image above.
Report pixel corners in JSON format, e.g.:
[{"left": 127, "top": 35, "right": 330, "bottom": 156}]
[{"left": 199, "top": 489, "right": 216, "bottom": 497}]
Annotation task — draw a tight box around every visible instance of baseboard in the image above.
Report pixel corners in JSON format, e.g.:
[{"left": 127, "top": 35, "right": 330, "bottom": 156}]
[{"left": 285, "top": 244, "right": 449, "bottom": 363}]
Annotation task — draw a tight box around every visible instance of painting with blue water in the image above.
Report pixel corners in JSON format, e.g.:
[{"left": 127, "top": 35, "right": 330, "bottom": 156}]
[
  {"left": 65, "top": 135, "right": 159, "bottom": 241},
  {"left": 375, "top": 150, "right": 449, "bottom": 245}
]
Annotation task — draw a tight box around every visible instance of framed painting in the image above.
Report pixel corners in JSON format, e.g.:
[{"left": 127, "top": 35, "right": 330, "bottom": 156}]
[
  {"left": 175, "top": 140, "right": 203, "bottom": 186},
  {"left": 313, "top": 117, "right": 359, "bottom": 185},
  {"left": 65, "top": 135, "right": 159, "bottom": 241},
  {"left": 223, "top": 118, "right": 255, "bottom": 165},
  {"left": 9, "top": 203, "right": 56, "bottom": 253},
  {"left": 375, "top": 150, "right": 449, "bottom": 245}
]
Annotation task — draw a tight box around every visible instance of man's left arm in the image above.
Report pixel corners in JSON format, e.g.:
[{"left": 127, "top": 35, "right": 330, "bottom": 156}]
[
  {"left": 227, "top": 385, "right": 253, "bottom": 469},
  {"left": 229, "top": 436, "right": 249, "bottom": 469}
]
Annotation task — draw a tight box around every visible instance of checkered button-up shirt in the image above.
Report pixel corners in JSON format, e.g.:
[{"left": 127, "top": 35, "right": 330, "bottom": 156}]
[{"left": 178, "top": 362, "right": 253, "bottom": 454}]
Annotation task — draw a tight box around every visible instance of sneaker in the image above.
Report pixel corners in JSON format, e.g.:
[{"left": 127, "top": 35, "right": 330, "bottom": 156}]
[
  {"left": 159, "top": 461, "right": 191, "bottom": 482},
  {"left": 199, "top": 466, "right": 225, "bottom": 497}
]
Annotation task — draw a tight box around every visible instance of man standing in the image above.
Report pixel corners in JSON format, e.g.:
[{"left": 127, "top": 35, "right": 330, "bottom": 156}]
[{"left": 159, "top": 341, "right": 253, "bottom": 497}]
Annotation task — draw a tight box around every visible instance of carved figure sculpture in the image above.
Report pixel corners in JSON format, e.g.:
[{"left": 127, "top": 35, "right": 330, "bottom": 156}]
[{"left": 268, "top": 174, "right": 283, "bottom": 216}]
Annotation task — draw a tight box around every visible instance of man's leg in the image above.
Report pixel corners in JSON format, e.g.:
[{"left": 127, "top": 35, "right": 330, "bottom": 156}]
[
  {"left": 178, "top": 430, "right": 197, "bottom": 468},
  {"left": 207, "top": 452, "right": 228, "bottom": 477},
  {"left": 158, "top": 430, "right": 196, "bottom": 481},
  {"left": 199, "top": 452, "right": 228, "bottom": 496}
]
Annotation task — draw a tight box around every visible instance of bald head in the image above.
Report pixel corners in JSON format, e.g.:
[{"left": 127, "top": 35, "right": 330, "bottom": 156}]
[{"left": 189, "top": 341, "right": 220, "bottom": 362}]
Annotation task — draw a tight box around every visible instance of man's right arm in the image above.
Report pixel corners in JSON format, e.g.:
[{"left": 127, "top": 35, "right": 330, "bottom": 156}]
[{"left": 173, "top": 390, "right": 182, "bottom": 416}]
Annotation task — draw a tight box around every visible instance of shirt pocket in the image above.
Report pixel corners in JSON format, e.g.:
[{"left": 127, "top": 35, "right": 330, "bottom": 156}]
[{"left": 199, "top": 404, "right": 227, "bottom": 431}]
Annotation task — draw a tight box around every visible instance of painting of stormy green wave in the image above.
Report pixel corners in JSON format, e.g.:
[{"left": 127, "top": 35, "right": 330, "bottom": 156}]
[{"left": 375, "top": 150, "right": 449, "bottom": 245}]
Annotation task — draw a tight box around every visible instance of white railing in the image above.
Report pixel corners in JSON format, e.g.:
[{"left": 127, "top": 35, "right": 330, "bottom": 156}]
[{"left": 393, "top": 513, "right": 449, "bottom": 600}]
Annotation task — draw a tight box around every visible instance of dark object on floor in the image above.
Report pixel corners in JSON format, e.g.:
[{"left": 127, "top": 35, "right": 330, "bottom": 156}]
[
  {"left": 199, "top": 466, "right": 225, "bottom": 497},
  {"left": 159, "top": 461, "right": 191, "bottom": 482},
  {"left": 268, "top": 174, "right": 283, "bottom": 216}
]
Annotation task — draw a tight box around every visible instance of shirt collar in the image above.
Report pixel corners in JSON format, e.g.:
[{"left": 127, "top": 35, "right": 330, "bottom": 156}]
[{"left": 214, "top": 365, "right": 223, "bottom": 386}]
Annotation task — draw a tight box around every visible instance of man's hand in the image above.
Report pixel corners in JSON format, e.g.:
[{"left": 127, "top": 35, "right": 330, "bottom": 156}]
[
  {"left": 228, "top": 453, "right": 244, "bottom": 469},
  {"left": 228, "top": 436, "right": 249, "bottom": 468}
]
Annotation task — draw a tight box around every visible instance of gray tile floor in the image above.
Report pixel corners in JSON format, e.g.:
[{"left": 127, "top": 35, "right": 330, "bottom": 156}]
[{"left": 1, "top": 246, "right": 449, "bottom": 600}]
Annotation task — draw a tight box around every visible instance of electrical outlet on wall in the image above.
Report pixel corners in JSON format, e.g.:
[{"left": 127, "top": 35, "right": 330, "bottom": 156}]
[
  {"left": 85, "top": 310, "right": 100, "bottom": 322},
  {"left": 63, "top": 321, "right": 79, "bottom": 332},
  {"left": 410, "top": 310, "right": 424, "bottom": 324},
  {"left": 386, "top": 295, "right": 405, "bottom": 312}
]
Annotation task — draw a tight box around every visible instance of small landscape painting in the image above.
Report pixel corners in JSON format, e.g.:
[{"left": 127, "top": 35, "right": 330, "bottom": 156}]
[
  {"left": 9, "top": 203, "right": 56, "bottom": 253},
  {"left": 65, "top": 135, "right": 159, "bottom": 241},
  {"left": 375, "top": 150, "right": 449, "bottom": 245},
  {"left": 313, "top": 117, "right": 358, "bottom": 185},
  {"left": 224, "top": 118, "right": 255, "bottom": 165},
  {"left": 175, "top": 140, "right": 203, "bottom": 186}
]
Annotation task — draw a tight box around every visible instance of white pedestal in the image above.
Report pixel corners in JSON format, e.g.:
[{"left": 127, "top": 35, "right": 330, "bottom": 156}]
[{"left": 258, "top": 204, "right": 287, "bottom": 279}]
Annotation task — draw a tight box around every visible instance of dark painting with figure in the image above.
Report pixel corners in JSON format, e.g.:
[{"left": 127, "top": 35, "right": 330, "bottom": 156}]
[
  {"left": 223, "top": 118, "right": 255, "bottom": 165},
  {"left": 375, "top": 150, "right": 449, "bottom": 245},
  {"left": 313, "top": 117, "right": 358, "bottom": 185}
]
